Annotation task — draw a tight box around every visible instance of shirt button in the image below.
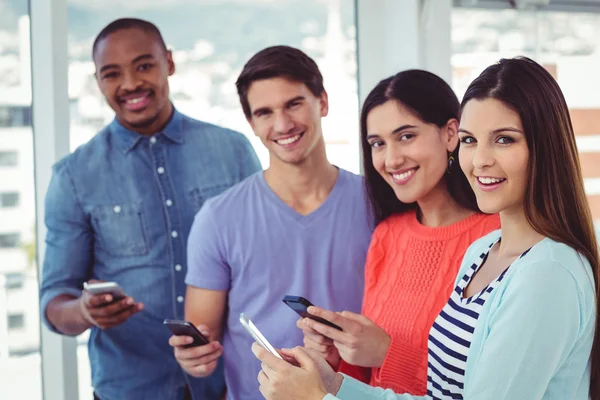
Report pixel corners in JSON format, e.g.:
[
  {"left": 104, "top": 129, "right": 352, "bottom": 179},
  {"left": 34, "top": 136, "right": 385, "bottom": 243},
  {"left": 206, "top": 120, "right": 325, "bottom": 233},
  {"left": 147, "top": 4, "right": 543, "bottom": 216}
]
[
  {"left": 177, "top": 296, "right": 184, "bottom": 303},
  {"left": 113, "top": 205, "right": 121, "bottom": 213},
  {"left": 150, "top": 137, "right": 157, "bottom": 144},
  {"left": 175, "top": 264, "right": 182, "bottom": 272},
  {"left": 157, "top": 167, "right": 165, "bottom": 174},
  {"left": 166, "top": 199, "right": 173, "bottom": 207},
  {"left": 171, "top": 230, "right": 178, "bottom": 238}
]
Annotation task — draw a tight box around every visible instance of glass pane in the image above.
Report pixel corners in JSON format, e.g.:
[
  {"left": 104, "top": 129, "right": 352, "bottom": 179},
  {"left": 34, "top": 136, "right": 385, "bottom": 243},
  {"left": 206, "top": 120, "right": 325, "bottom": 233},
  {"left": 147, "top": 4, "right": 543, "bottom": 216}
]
[
  {"left": 67, "top": 0, "right": 358, "bottom": 396},
  {"left": 451, "top": 8, "right": 600, "bottom": 226},
  {"left": 0, "top": 1, "right": 42, "bottom": 399}
]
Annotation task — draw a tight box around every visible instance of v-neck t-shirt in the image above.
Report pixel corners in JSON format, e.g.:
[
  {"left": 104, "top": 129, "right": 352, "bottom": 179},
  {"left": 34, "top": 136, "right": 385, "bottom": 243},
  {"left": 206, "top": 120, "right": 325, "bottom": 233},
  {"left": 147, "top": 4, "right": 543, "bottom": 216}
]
[{"left": 186, "top": 168, "right": 374, "bottom": 400}]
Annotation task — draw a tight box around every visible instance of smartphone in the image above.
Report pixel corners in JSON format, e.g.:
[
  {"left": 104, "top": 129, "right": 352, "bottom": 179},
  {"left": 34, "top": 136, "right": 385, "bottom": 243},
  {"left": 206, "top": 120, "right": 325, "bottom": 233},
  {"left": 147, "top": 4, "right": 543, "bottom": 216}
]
[
  {"left": 83, "top": 281, "right": 127, "bottom": 300},
  {"left": 163, "top": 319, "right": 210, "bottom": 348},
  {"left": 282, "top": 295, "right": 343, "bottom": 331},
  {"left": 239, "top": 313, "right": 283, "bottom": 359}
]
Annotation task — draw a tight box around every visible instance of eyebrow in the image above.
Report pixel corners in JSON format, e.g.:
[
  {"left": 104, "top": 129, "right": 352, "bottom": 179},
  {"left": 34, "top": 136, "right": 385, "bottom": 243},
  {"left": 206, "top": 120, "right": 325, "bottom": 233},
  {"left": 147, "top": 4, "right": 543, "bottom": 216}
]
[
  {"left": 251, "top": 96, "right": 306, "bottom": 117},
  {"left": 99, "top": 54, "right": 155, "bottom": 74},
  {"left": 458, "top": 127, "right": 523, "bottom": 135},
  {"left": 366, "top": 124, "right": 417, "bottom": 140}
]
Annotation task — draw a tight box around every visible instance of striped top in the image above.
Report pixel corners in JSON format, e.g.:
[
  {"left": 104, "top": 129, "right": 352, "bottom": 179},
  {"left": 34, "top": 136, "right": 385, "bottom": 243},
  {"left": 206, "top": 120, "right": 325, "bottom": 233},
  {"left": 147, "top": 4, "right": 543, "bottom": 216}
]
[{"left": 426, "top": 239, "right": 530, "bottom": 399}]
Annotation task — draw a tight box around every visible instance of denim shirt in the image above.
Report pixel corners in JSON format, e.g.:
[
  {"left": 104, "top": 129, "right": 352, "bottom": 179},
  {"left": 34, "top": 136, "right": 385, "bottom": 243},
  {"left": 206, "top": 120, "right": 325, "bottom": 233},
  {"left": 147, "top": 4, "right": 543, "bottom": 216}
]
[{"left": 40, "top": 108, "right": 261, "bottom": 400}]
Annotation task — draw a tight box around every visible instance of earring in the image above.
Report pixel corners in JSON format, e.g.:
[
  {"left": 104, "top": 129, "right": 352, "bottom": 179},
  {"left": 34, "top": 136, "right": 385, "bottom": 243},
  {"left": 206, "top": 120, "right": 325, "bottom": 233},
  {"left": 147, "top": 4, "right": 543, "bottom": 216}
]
[{"left": 447, "top": 153, "right": 455, "bottom": 174}]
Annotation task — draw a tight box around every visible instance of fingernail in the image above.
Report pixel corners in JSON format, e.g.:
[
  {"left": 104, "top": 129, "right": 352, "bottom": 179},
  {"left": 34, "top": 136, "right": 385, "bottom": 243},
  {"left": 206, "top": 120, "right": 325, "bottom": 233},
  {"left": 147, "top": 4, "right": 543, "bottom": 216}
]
[
  {"left": 126, "top": 298, "right": 134, "bottom": 305},
  {"left": 307, "top": 306, "right": 314, "bottom": 313},
  {"left": 187, "top": 337, "right": 193, "bottom": 343},
  {"left": 105, "top": 295, "right": 112, "bottom": 302}
]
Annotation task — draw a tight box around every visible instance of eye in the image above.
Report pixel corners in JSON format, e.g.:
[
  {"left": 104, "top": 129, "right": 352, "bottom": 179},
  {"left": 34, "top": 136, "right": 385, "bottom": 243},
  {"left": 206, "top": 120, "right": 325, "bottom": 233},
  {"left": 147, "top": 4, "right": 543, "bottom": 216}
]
[
  {"left": 138, "top": 63, "right": 153, "bottom": 71},
  {"left": 102, "top": 72, "right": 118, "bottom": 80},
  {"left": 369, "top": 140, "right": 384, "bottom": 149},
  {"left": 459, "top": 135, "right": 476, "bottom": 144},
  {"left": 289, "top": 101, "right": 302, "bottom": 109},
  {"left": 399, "top": 133, "right": 415, "bottom": 141},
  {"left": 496, "top": 136, "right": 515, "bottom": 144},
  {"left": 254, "top": 110, "right": 271, "bottom": 118}
]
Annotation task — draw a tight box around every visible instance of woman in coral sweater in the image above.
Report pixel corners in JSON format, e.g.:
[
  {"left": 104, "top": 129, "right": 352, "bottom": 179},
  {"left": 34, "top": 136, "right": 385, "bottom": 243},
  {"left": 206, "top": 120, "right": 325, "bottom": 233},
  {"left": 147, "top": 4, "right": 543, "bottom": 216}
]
[{"left": 296, "top": 70, "right": 500, "bottom": 395}]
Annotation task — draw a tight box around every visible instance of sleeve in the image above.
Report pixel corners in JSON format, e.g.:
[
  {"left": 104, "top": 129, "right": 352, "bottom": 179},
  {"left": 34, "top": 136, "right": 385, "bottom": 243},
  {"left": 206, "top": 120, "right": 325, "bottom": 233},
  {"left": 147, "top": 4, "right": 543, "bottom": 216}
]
[
  {"left": 338, "top": 360, "right": 371, "bottom": 384},
  {"left": 372, "top": 336, "right": 427, "bottom": 391},
  {"left": 463, "top": 261, "right": 591, "bottom": 399},
  {"left": 39, "top": 162, "right": 93, "bottom": 334},
  {"left": 236, "top": 133, "right": 262, "bottom": 180},
  {"left": 185, "top": 201, "right": 231, "bottom": 291},
  {"left": 324, "top": 375, "right": 426, "bottom": 400}
]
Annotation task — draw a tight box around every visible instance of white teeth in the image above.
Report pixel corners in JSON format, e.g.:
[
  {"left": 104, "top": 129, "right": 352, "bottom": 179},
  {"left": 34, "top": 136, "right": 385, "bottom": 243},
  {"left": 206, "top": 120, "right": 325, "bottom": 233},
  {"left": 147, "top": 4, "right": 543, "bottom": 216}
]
[
  {"left": 276, "top": 134, "right": 301, "bottom": 145},
  {"left": 392, "top": 169, "right": 416, "bottom": 181},
  {"left": 126, "top": 96, "right": 146, "bottom": 104},
  {"left": 478, "top": 177, "right": 505, "bottom": 185}
]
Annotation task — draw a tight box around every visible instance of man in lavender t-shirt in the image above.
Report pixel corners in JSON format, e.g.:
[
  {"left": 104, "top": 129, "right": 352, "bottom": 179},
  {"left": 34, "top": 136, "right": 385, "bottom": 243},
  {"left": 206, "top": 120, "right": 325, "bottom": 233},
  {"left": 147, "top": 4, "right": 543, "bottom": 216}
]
[{"left": 169, "top": 45, "right": 373, "bottom": 400}]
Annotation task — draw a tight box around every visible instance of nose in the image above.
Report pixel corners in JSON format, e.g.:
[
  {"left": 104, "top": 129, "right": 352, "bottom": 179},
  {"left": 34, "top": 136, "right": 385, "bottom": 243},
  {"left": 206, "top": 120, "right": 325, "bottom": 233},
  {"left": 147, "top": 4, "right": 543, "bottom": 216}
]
[
  {"left": 120, "top": 71, "right": 141, "bottom": 92},
  {"left": 472, "top": 142, "right": 494, "bottom": 170},
  {"left": 273, "top": 111, "right": 294, "bottom": 134},
  {"left": 384, "top": 143, "right": 406, "bottom": 170}
]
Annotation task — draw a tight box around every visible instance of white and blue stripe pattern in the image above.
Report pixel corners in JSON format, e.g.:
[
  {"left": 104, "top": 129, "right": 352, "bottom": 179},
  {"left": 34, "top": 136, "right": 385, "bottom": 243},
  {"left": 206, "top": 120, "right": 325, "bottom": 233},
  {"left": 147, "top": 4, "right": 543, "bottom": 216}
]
[{"left": 426, "top": 239, "right": 530, "bottom": 399}]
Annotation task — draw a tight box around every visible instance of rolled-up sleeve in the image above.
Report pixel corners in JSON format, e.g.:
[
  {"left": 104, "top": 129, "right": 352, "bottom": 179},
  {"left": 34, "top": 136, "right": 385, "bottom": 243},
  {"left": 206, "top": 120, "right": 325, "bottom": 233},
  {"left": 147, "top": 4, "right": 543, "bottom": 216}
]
[{"left": 39, "top": 161, "right": 93, "bottom": 334}]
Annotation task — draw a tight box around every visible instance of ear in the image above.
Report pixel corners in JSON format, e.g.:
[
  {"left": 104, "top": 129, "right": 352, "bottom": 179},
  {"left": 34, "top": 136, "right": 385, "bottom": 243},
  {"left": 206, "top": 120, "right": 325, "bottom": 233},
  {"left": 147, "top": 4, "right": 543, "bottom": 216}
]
[
  {"left": 319, "top": 90, "right": 329, "bottom": 117},
  {"left": 444, "top": 118, "right": 459, "bottom": 152},
  {"left": 166, "top": 50, "right": 175, "bottom": 76}
]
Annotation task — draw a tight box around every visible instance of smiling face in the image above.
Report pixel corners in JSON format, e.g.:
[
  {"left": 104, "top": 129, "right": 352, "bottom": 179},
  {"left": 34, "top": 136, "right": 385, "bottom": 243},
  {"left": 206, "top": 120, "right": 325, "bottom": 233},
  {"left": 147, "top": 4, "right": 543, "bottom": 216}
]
[
  {"left": 366, "top": 100, "right": 458, "bottom": 205},
  {"left": 94, "top": 28, "right": 175, "bottom": 134},
  {"left": 246, "top": 77, "right": 328, "bottom": 166},
  {"left": 458, "top": 98, "right": 530, "bottom": 215}
]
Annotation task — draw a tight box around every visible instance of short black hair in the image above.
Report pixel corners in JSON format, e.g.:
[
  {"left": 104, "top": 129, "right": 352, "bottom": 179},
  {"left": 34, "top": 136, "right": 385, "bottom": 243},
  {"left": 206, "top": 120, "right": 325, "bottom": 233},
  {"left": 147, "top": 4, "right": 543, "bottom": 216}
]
[
  {"left": 92, "top": 18, "right": 167, "bottom": 60},
  {"left": 235, "top": 45, "right": 325, "bottom": 119}
]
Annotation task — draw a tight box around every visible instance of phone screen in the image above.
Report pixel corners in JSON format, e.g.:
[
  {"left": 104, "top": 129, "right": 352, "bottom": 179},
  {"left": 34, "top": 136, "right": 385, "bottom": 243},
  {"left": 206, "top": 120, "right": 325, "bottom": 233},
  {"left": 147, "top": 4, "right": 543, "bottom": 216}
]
[
  {"left": 282, "top": 295, "right": 343, "bottom": 331},
  {"left": 163, "top": 320, "right": 210, "bottom": 348}
]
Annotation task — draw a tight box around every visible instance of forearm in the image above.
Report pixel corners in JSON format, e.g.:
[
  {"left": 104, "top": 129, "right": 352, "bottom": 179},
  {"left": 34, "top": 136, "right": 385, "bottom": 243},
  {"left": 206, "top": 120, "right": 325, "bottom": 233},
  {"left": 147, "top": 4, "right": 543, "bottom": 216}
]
[{"left": 45, "top": 294, "right": 93, "bottom": 336}]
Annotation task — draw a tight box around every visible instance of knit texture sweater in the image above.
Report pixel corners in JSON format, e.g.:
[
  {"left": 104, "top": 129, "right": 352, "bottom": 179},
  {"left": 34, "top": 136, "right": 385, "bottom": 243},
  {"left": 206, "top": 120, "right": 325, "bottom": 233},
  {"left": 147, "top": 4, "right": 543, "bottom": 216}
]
[{"left": 339, "top": 210, "right": 500, "bottom": 395}]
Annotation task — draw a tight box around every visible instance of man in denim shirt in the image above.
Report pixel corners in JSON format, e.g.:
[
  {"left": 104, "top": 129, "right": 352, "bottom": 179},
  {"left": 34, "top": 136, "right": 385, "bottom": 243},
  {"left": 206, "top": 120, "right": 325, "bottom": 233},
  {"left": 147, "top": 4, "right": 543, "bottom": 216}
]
[{"left": 39, "top": 18, "right": 261, "bottom": 400}]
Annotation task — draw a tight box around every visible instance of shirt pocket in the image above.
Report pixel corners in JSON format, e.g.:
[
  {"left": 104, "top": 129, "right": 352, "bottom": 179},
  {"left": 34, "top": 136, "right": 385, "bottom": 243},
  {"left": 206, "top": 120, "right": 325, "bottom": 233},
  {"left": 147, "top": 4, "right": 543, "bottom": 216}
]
[
  {"left": 90, "top": 203, "right": 150, "bottom": 257},
  {"left": 189, "top": 184, "right": 232, "bottom": 214}
]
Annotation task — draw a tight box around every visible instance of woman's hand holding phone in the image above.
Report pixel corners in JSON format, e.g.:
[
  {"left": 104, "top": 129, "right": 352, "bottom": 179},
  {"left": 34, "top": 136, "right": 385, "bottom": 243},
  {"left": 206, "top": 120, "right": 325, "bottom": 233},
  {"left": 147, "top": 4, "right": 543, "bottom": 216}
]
[
  {"left": 298, "top": 306, "right": 391, "bottom": 368},
  {"left": 168, "top": 324, "right": 223, "bottom": 378}
]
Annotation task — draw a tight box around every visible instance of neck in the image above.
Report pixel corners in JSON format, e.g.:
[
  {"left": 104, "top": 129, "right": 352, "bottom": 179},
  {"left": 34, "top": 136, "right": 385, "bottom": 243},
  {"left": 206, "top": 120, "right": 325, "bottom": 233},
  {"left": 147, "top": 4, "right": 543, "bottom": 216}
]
[
  {"left": 417, "top": 182, "right": 475, "bottom": 227},
  {"left": 264, "top": 139, "right": 338, "bottom": 211},
  {"left": 498, "top": 205, "right": 545, "bottom": 257}
]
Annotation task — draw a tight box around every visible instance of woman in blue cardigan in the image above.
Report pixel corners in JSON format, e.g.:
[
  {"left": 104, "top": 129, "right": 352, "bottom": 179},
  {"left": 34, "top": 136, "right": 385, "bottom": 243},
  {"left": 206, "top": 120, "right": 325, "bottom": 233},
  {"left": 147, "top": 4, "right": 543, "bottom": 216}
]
[{"left": 252, "top": 56, "right": 600, "bottom": 400}]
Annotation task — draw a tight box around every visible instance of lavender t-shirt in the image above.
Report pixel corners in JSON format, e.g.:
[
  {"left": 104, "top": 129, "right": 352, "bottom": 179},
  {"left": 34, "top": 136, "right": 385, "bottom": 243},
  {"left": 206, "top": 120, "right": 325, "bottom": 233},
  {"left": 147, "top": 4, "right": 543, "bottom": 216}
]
[{"left": 185, "top": 169, "right": 373, "bottom": 400}]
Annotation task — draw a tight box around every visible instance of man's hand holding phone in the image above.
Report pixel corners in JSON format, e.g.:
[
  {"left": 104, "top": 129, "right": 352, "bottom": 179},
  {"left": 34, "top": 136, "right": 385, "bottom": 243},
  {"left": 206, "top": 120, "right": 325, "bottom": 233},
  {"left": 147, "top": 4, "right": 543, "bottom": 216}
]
[
  {"left": 80, "top": 280, "right": 143, "bottom": 330},
  {"left": 298, "top": 306, "right": 391, "bottom": 368},
  {"left": 168, "top": 324, "right": 223, "bottom": 378}
]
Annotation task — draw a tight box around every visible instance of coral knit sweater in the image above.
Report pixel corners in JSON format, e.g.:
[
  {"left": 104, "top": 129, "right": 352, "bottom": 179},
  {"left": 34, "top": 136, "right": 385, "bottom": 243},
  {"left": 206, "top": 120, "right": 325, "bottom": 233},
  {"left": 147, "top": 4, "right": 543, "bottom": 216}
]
[{"left": 338, "top": 210, "right": 500, "bottom": 395}]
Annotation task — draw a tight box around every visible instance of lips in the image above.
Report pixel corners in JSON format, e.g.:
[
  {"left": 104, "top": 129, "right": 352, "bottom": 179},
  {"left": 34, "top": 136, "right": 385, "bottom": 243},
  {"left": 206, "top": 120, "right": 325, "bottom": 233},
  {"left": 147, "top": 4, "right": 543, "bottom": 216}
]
[
  {"left": 390, "top": 167, "right": 418, "bottom": 185},
  {"left": 274, "top": 132, "right": 304, "bottom": 148},
  {"left": 119, "top": 91, "right": 153, "bottom": 112},
  {"left": 476, "top": 176, "right": 506, "bottom": 192}
]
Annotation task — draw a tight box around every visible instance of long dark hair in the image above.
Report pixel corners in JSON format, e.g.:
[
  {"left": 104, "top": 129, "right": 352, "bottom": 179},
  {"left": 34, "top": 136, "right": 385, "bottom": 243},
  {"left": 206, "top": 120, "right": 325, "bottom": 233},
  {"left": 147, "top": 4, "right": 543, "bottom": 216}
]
[
  {"left": 361, "top": 70, "right": 479, "bottom": 225},
  {"left": 461, "top": 56, "right": 600, "bottom": 398}
]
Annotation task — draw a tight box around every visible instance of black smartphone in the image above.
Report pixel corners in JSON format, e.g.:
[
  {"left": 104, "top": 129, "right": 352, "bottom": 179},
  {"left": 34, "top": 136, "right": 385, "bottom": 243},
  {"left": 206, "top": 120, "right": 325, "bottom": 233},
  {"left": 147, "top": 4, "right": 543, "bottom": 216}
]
[
  {"left": 282, "top": 295, "right": 343, "bottom": 331},
  {"left": 163, "top": 319, "right": 210, "bottom": 348}
]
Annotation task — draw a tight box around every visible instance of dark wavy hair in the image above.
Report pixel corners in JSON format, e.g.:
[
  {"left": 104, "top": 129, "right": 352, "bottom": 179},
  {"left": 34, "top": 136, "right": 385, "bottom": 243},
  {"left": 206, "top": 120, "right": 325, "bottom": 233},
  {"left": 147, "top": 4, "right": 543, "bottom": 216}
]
[
  {"left": 361, "top": 70, "right": 479, "bottom": 225},
  {"left": 461, "top": 56, "right": 600, "bottom": 398}
]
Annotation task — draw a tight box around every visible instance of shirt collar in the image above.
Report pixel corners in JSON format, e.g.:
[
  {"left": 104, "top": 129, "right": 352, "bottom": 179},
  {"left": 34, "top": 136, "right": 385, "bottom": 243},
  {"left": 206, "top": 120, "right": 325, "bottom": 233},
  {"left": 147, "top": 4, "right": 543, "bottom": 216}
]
[{"left": 110, "top": 106, "right": 185, "bottom": 153}]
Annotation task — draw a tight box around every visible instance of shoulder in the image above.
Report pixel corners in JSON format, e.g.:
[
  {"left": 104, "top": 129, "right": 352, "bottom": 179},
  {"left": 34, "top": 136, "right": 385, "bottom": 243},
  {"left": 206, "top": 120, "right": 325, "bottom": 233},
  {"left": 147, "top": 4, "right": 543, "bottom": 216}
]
[
  {"left": 181, "top": 115, "right": 251, "bottom": 148},
  {"left": 52, "top": 126, "right": 112, "bottom": 177},
  {"left": 197, "top": 172, "right": 262, "bottom": 216},
  {"left": 372, "top": 212, "right": 411, "bottom": 239},
  {"left": 478, "top": 213, "right": 501, "bottom": 232}
]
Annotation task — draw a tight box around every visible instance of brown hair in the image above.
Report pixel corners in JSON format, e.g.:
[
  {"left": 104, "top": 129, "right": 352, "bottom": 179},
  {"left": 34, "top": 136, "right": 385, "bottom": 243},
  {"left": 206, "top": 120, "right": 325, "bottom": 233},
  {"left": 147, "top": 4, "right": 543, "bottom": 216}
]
[
  {"left": 235, "top": 45, "right": 325, "bottom": 119},
  {"left": 462, "top": 56, "right": 600, "bottom": 398}
]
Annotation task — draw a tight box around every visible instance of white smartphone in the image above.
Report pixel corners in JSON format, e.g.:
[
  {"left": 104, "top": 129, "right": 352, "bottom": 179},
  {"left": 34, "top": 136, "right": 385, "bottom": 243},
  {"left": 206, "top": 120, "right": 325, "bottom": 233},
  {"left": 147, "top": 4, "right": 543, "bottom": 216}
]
[
  {"left": 239, "top": 313, "right": 282, "bottom": 359},
  {"left": 83, "top": 281, "right": 127, "bottom": 300}
]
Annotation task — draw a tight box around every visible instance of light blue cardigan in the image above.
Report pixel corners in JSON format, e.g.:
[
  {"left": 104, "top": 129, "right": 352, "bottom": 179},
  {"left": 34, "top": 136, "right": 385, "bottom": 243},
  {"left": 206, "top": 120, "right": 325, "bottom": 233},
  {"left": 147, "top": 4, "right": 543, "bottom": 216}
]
[{"left": 325, "top": 231, "right": 596, "bottom": 400}]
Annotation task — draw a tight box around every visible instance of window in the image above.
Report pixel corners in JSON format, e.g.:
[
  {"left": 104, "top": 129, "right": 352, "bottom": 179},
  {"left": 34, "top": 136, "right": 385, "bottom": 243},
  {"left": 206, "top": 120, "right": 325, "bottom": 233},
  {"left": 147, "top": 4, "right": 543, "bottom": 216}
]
[
  {"left": 0, "top": 233, "right": 21, "bottom": 249},
  {"left": 7, "top": 313, "right": 25, "bottom": 330},
  {"left": 0, "top": 106, "right": 32, "bottom": 127},
  {"left": 0, "top": 192, "right": 20, "bottom": 208},
  {"left": 0, "top": 151, "right": 18, "bottom": 167},
  {"left": 451, "top": 7, "right": 600, "bottom": 224},
  {"left": 4, "top": 272, "right": 25, "bottom": 290}
]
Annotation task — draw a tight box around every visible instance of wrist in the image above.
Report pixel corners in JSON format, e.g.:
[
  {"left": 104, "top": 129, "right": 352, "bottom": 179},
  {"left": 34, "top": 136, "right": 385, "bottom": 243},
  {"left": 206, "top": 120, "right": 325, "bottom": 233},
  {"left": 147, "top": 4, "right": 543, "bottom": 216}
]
[
  {"left": 332, "top": 373, "right": 344, "bottom": 394},
  {"left": 77, "top": 297, "right": 94, "bottom": 329},
  {"left": 377, "top": 333, "right": 391, "bottom": 367}
]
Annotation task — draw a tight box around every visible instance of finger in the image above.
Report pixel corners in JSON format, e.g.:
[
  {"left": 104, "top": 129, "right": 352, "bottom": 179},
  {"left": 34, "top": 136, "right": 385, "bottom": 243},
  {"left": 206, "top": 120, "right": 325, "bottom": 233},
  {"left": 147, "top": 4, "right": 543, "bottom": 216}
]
[
  {"left": 279, "top": 346, "right": 316, "bottom": 370},
  {"left": 308, "top": 307, "right": 349, "bottom": 330},
  {"left": 304, "top": 317, "right": 347, "bottom": 344},
  {"left": 338, "top": 310, "right": 370, "bottom": 324},
  {"left": 84, "top": 292, "right": 114, "bottom": 308},
  {"left": 175, "top": 342, "right": 222, "bottom": 361},
  {"left": 179, "top": 346, "right": 223, "bottom": 368},
  {"left": 304, "top": 330, "right": 334, "bottom": 346},
  {"left": 303, "top": 336, "right": 333, "bottom": 355},
  {"left": 252, "top": 343, "right": 290, "bottom": 370},
  {"left": 92, "top": 305, "right": 141, "bottom": 327},
  {"left": 257, "top": 369, "right": 269, "bottom": 385},
  {"left": 88, "top": 297, "right": 135, "bottom": 317}
]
